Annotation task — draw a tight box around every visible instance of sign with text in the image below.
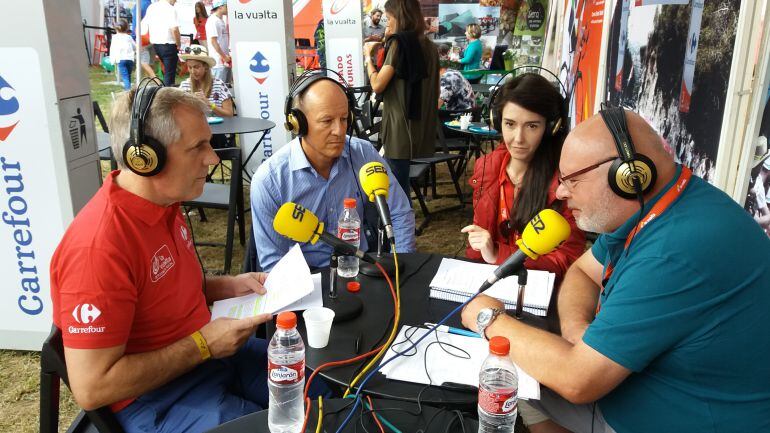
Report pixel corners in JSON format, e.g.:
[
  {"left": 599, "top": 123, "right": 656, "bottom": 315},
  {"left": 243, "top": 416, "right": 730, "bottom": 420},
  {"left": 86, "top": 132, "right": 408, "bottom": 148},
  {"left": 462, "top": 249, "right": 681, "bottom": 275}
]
[
  {"left": 322, "top": 0, "right": 364, "bottom": 87},
  {"left": 0, "top": 48, "right": 69, "bottom": 349},
  {"left": 228, "top": 0, "right": 293, "bottom": 173}
]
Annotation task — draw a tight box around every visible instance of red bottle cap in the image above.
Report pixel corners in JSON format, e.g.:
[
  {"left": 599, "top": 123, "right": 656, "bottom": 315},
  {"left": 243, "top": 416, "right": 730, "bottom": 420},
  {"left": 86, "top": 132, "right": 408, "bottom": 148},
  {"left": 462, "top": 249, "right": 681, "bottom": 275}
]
[
  {"left": 489, "top": 336, "right": 510, "bottom": 356},
  {"left": 276, "top": 311, "right": 297, "bottom": 329},
  {"left": 347, "top": 281, "right": 361, "bottom": 293},
  {"left": 344, "top": 198, "right": 356, "bottom": 209}
]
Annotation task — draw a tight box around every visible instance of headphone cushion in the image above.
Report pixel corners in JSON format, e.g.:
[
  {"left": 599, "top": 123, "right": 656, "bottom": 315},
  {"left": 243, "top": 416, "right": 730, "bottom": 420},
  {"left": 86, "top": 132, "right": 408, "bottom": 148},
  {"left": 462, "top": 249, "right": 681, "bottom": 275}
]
[
  {"left": 607, "top": 153, "right": 657, "bottom": 199},
  {"left": 123, "top": 136, "right": 166, "bottom": 177}
]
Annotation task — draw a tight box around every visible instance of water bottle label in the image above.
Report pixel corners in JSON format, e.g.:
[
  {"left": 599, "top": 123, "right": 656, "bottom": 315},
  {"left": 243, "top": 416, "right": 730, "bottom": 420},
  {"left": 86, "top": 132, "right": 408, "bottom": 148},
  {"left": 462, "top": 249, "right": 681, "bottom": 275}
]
[
  {"left": 338, "top": 227, "right": 360, "bottom": 242},
  {"left": 478, "top": 388, "right": 517, "bottom": 415},
  {"left": 268, "top": 360, "right": 305, "bottom": 385}
]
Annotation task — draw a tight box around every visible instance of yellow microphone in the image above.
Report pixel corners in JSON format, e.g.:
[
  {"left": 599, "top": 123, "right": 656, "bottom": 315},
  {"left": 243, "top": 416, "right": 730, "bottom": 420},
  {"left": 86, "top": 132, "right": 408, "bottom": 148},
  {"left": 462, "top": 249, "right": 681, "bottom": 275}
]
[
  {"left": 358, "top": 161, "right": 395, "bottom": 241},
  {"left": 273, "top": 202, "right": 375, "bottom": 263},
  {"left": 480, "top": 208, "right": 571, "bottom": 291}
]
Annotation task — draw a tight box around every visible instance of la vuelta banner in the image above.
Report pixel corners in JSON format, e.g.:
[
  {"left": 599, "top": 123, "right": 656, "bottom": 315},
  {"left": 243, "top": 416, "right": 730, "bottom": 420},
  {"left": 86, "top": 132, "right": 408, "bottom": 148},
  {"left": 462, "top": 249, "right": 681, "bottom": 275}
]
[
  {"left": 559, "top": 0, "right": 606, "bottom": 127},
  {"left": 228, "top": 0, "right": 293, "bottom": 174},
  {"left": 679, "top": 0, "right": 704, "bottom": 113},
  {"left": 322, "top": 0, "right": 365, "bottom": 87}
]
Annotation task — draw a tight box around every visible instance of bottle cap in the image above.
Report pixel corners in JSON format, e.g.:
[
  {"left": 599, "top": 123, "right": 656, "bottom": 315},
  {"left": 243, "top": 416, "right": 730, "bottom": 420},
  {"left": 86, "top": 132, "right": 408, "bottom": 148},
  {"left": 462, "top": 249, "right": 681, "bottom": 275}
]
[
  {"left": 489, "top": 336, "right": 510, "bottom": 356},
  {"left": 276, "top": 311, "right": 297, "bottom": 329},
  {"left": 344, "top": 198, "right": 356, "bottom": 209},
  {"left": 347, "top": 281, "right": 361, "bottom": 293}
]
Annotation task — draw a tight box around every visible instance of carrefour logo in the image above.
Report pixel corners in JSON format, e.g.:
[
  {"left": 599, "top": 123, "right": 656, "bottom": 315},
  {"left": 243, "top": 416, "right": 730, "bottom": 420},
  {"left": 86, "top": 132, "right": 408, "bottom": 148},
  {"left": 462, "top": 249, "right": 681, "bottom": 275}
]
[
  {"left": 0, "top": 74, "right": 19, "bottom": 142},
  {"left": 250, "top": 51, "right": 270, "bottom": 84},
  {"left": 330, "top": 0, "right": 351, "bottom": 14}
]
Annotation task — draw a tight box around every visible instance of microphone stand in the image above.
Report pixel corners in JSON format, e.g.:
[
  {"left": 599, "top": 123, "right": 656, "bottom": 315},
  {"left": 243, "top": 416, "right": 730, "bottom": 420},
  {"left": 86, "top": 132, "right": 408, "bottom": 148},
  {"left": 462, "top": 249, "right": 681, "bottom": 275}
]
[
  {"left": 325, "top": 254, "right": 364, "bottom": 323},
  {"left": 515, "top": 268, "right": 528, "bottom": 319},
  {"left": 359, "top": 219, "right": 403, "bottom": 278}
]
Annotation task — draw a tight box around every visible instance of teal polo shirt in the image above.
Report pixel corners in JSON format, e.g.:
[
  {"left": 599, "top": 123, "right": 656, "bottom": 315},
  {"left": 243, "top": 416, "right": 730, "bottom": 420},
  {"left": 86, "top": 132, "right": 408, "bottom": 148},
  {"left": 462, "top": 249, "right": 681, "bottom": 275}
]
[{"left": 583, "top": 165, "right": 770, "bottom": 433}]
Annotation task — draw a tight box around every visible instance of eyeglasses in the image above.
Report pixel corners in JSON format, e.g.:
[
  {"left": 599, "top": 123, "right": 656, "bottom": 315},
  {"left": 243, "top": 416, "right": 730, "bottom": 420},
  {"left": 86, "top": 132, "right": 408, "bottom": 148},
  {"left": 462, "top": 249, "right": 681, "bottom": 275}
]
[
  {"left": 185, "top": 46, "right": 205, "bottom": 55},
  {"left": 558, "top": 156, "right": 616, "bottom": 191}
]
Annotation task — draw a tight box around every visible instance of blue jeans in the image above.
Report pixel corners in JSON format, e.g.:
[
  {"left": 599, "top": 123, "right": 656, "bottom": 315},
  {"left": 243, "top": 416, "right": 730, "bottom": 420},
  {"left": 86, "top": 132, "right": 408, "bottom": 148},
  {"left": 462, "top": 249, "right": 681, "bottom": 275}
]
[
  {"left": 153, "top": 43, "right": 178, "bottom": 86},
  {"left": 114, "top": 336, "right": 332, "bottom": 433},
  {"left": 118, "top": 60, "right": 134, "bottom": 90}
]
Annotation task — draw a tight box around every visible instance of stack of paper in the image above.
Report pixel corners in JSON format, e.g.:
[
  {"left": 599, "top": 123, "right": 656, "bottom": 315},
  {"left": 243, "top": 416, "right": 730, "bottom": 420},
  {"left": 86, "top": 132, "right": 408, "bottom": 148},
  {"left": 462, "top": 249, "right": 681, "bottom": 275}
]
[
  {"left": 210, "top": 244, "right": 323, "bottom": 320},
  {"left": 378, "top": 326, "right": 540, "bottom": 400},
  {"left": 428, "top": 258, "right": 555, "bottom": 316}
]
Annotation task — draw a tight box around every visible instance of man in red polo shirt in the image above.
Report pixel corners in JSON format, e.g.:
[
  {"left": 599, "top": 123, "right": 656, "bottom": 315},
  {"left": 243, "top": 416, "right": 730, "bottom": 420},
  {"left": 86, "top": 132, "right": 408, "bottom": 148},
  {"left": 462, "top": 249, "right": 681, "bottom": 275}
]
[{"left": 49, "top": 87, "right": 327, "bottom": 433}]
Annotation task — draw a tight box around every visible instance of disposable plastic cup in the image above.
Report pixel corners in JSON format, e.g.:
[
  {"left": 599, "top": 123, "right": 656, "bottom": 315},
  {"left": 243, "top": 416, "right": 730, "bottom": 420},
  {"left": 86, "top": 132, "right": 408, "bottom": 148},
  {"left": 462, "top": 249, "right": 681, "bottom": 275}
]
[
  {"left": 460, "top": 117, "right": 471, "bottom": 130},
  {"left": 303, "top": 307, "right": 335, "bottom": 348}
]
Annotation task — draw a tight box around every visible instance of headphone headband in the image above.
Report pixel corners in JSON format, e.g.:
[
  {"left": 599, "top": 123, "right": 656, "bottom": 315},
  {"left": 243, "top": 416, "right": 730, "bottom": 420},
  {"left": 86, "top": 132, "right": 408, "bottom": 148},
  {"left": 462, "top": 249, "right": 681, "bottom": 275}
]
[
  {"left": 284, "top": 68, "right": 356, "bottom": 136},
  {"left": 598, "top": 104, "right": 635, "bottom": 162},
  {"left": 124, "top": 77, "right": 167, "bottom": 177}
]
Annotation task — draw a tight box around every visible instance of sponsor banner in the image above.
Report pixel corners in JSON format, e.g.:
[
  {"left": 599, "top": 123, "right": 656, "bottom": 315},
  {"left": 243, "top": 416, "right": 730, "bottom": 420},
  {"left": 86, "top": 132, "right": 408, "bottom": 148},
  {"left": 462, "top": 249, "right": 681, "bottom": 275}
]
[
  {"left": 0, "top": 48, "right": 69, "bottom": 349},
  {"left": 633, "top": 0, "right": 689, "bottom": 6},
  {"left": 228, "top": 0, "right": 293, "bottom": 172},
  {"left": 614, "top": 0, "right": 630, "bottom": 91},
  {"left": 235, "top": 41, "right": 287, "bottom": 173},
  {"left": 322, "top": 0, "right": 364, "bottom": 87},
  {"left": 679, "top": 0, "right": 704, "bottom": 113}
]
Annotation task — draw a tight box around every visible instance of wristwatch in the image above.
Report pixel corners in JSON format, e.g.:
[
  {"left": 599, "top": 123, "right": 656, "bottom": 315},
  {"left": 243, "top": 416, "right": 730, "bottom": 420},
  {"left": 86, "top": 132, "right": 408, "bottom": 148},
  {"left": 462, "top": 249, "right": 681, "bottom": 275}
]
[{"left": 476, "top": 307, "right": 504, "bottom": 340}]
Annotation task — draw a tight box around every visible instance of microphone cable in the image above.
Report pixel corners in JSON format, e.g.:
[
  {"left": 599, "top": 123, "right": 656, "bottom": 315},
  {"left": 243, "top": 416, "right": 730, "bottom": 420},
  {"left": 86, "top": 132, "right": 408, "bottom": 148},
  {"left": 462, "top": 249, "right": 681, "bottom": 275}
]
[
  {"left": 300, "top": 260, "right": 399, "bottom": 432},
  {"left": 344, "top": 249, "right": 401, "bottom": 396}
]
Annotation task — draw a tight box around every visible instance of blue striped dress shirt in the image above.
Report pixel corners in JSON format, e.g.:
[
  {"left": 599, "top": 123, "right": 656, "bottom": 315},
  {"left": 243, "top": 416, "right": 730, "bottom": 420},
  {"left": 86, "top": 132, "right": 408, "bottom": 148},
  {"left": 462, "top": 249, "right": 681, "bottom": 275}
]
[{"left": 250, "top": 135, "right": 416, "bottom": 271}]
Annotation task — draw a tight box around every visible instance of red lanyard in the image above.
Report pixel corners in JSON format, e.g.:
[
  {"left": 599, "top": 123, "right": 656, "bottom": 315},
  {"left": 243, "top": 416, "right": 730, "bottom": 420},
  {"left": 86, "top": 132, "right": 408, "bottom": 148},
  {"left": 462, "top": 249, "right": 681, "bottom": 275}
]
[
  {"left": 497, "top": 152, "right": 513, "bottom": 226},
  {"left": 597, "top": 167, "right": 692, "bottom": 313}
]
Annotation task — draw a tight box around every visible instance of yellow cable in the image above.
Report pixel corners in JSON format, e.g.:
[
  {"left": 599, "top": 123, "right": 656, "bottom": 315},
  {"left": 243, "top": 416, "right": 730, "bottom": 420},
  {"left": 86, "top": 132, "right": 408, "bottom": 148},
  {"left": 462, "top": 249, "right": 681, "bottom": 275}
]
[
  {"left": 315, "top": 396, "right": 323, "bottom": 433},
  {"left": 343, "top": 249, "right": 400, "bottom": 397}
]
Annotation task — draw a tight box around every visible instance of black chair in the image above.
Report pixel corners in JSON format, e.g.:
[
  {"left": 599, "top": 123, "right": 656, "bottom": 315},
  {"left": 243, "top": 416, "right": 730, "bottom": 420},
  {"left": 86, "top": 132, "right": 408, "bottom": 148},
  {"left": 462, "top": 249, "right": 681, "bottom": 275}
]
[
  {"left": 183, "top": 148, "right": 245, "bottom": 274},
  {"left": 411, "top": 125, "right": 465, "bottom": 205},
  {"left": 93, "top": 101, "right": 118, "bottom": 171},
  {"left": 409, "top": 163, "right": 431, "bottom": 235},
  {"left": 40, "top": 326, "right": 126, "bottom": 433}
]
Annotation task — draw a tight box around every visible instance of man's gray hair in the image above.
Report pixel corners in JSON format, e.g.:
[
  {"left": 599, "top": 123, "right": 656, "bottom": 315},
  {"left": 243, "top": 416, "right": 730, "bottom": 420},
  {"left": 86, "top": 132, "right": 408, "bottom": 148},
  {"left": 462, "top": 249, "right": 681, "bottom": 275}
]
[{"left": 109, "top": 87, "right": 208, "bottom": 168}]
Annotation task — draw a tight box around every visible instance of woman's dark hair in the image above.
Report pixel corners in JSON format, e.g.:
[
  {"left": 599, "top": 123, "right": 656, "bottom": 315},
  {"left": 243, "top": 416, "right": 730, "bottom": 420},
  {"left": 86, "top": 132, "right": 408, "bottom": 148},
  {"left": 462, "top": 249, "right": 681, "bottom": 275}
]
[
  {"left": 195, "top": 1, "right": 208, "bottom": 19},
  {"left": 383, "top": 0, "right": 426, "bottom": 34},
  {"left": 493, "top": 72, "right": 567, "bottom": 234}
]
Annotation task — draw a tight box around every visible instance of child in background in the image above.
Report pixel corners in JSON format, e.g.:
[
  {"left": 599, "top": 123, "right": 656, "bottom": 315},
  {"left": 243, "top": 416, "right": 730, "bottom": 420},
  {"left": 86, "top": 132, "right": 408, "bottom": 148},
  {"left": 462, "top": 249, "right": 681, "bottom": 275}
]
[{"left": 110, "top": 19, "right": 136, "bottom": 90}]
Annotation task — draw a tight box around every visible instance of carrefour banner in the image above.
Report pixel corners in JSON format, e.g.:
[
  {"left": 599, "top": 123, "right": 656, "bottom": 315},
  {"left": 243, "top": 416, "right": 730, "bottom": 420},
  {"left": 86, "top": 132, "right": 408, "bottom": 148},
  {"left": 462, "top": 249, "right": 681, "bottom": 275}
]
[
  {"left": 0, "top": 49, "right": 69, "bottom": 349},
  {"left": 679, "top": 0, "right": 704, "bottom": 113},
  {"left": 228, "top": 0, "right": 294, "bottom": 174},
  {"left": 322, "top": 0, "right": 365, "bottom": 87}
]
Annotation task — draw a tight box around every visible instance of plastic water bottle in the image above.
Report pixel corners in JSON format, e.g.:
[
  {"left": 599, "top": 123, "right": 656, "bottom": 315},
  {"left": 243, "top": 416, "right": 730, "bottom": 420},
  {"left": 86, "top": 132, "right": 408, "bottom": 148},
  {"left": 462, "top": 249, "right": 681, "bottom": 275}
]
[
  {"left": 337, "top": 198, "right": 361, "bottom": 278},
  {"left": 268, "top": 312, "right": 305, "bottom": 433},
  {"left": 478, "top": 336, "right": 518, "bottom": 433}
]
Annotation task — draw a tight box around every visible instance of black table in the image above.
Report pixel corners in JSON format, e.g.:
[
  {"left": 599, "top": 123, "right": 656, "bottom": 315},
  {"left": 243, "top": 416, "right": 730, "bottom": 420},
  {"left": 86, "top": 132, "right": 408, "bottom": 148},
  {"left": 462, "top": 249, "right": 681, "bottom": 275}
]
[
  {"left": 205, "top": 397, "right": 478, "bottom": 433},
  {"left": 301, "top": 253, "right": 550, "bottom": 408},
  {"left": 208, "top": 116, "right": 276, "bottom": 181}
]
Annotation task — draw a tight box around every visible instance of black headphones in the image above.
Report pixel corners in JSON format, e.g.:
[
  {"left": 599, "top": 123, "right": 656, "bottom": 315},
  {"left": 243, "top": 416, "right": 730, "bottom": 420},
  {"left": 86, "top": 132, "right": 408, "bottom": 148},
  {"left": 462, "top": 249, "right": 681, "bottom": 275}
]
[
  {"left": 123, "top": 78, "right": 167, "bottom": 177},
  {"left": 598, "top": 103, "right": 657, "bottom": 200},
  {"left": 487, "top": 66, "right": 569, "bottom": 136},
  {"left": 284, "top": 68, "right": 356, "bottom": 137}
]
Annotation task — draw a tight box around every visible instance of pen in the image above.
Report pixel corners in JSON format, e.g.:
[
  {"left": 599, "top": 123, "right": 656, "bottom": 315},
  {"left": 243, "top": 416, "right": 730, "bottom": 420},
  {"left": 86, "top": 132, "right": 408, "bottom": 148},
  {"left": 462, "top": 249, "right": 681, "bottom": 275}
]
[{"left": 424, "top": 322, "right": 481, "bottom": 338}]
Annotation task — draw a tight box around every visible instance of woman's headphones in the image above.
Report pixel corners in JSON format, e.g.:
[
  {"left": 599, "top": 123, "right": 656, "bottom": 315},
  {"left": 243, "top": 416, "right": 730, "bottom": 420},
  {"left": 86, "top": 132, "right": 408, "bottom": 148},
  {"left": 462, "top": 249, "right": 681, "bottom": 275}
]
[
  {"left": 598, "top": 103, "right": 657, "bottom": 200},
  {"left": 284, "top": 68, "right": 356, "bottom": 137},
  {"left": 123, "top": 78, "right": 167, "bottom": 177},
  {"left": 486, "top": 66, "right": 569, "bottom": 137}
]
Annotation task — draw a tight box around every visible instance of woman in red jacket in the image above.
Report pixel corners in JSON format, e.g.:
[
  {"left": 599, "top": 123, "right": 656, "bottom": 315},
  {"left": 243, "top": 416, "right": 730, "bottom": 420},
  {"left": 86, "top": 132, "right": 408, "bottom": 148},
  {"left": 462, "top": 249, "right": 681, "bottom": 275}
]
[{"left": 462, "top": 73, "right": 585, "bottom": 279}]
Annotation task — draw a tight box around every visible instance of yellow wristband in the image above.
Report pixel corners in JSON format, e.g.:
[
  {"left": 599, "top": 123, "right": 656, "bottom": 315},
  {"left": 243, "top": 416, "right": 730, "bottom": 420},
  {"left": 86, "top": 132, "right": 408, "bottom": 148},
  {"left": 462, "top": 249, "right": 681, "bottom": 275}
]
[
  {"left": 210, "top": 102, "right": 216, "bottom": 110},
  {"left": 190, "top": 330, "right": 211, "bottom": 361}
]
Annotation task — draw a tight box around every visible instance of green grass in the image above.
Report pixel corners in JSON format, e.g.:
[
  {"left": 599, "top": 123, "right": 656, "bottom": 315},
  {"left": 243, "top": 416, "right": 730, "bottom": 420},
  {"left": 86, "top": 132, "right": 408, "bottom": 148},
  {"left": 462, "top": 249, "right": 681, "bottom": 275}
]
[{"left": 0, "top": 65, "right": 476, "bottom": 432}]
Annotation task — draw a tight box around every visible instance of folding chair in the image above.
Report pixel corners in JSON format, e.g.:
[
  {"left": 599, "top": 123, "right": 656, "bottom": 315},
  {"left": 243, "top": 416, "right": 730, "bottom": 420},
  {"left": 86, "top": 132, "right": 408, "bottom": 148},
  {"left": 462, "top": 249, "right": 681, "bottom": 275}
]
[
  {"left": 93, "top": 101, "right": 117, "bottom": 171},
  {"left": 411, "top": 124, "right": 465, "bottom": 205},
  {"left": 40, "top": 326, "right": 126, "bottom": 433},
  {"left": 183, "top": 148, "right": 245, "bottom": 274},
  {"left": 409, "top": 163, "right": 431, "bottom": 235}
]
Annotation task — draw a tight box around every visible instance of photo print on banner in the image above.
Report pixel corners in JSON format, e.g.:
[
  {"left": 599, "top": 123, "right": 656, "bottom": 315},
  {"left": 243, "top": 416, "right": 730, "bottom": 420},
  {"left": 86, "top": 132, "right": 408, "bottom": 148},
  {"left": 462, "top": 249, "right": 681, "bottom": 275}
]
[
  {"left": 742, "top": 88, "right": 770, "bottom": 238},
  {"left": 604, "top": 0, "right": 740, "bottom": 182}
]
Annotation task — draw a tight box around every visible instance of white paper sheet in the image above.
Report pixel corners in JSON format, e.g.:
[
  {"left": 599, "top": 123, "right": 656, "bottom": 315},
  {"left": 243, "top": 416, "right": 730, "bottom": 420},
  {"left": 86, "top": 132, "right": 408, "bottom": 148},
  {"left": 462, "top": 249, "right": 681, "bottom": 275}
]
[
  {"left": 277, "top": 273, "right": 324, "bottom": 313},
  {"left": 379, "top": 326, "right": 540, "bottom": 400},
  {"left": 211, "top": 244, "right": 314, "bottom": 319}
]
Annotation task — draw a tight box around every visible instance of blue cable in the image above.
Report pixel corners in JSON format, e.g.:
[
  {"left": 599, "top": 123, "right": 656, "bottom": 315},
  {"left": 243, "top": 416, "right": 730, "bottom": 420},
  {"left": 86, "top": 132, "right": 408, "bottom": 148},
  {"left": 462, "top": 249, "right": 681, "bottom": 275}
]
[{"left": 334, "top": 293, "right": 481, "bottom": 433}]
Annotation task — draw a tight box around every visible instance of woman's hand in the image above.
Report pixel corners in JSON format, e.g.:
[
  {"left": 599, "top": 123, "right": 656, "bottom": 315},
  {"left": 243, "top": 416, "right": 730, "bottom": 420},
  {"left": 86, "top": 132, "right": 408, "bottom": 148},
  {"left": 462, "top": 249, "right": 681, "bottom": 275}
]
[
  {"left": 461, "top": 225, "right": 497, "bottom": 264},
  {"left": 194, "top": 91, "right": 207, "bottom": 103}
]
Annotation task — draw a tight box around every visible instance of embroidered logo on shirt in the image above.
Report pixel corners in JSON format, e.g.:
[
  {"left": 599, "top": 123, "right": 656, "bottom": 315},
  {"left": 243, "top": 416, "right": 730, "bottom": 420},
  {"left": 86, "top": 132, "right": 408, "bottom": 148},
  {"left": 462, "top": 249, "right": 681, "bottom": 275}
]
[
  {"left": 151, "top": 245, "right": 175, "bottom": 282},
  {"left": 179, "top": 225, "right": 194, "bottom": 250},
  {"left": 72, "top": 303, "right": 101, "bottom": 324}
]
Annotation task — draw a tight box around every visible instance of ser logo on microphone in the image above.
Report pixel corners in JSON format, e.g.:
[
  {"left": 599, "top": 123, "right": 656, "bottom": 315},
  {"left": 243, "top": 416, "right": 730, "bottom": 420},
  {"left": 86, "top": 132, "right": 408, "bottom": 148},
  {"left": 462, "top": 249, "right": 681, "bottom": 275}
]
[
  {"left": 530, "top": 214, "right": 545, "bottom": 234},
  {"left": 365, "top": 165, "right": 387, "bottom": 176},
  {"left": 292, "top": 204, "right": 306, "bottom": 222}
]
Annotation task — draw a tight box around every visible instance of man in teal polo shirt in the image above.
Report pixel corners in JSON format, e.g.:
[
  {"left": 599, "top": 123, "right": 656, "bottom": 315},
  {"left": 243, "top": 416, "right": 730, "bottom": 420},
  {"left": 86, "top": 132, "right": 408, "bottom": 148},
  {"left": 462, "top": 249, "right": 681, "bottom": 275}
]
[{"left": 461, "top": 110, "right": 770, "bottom": 433}]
